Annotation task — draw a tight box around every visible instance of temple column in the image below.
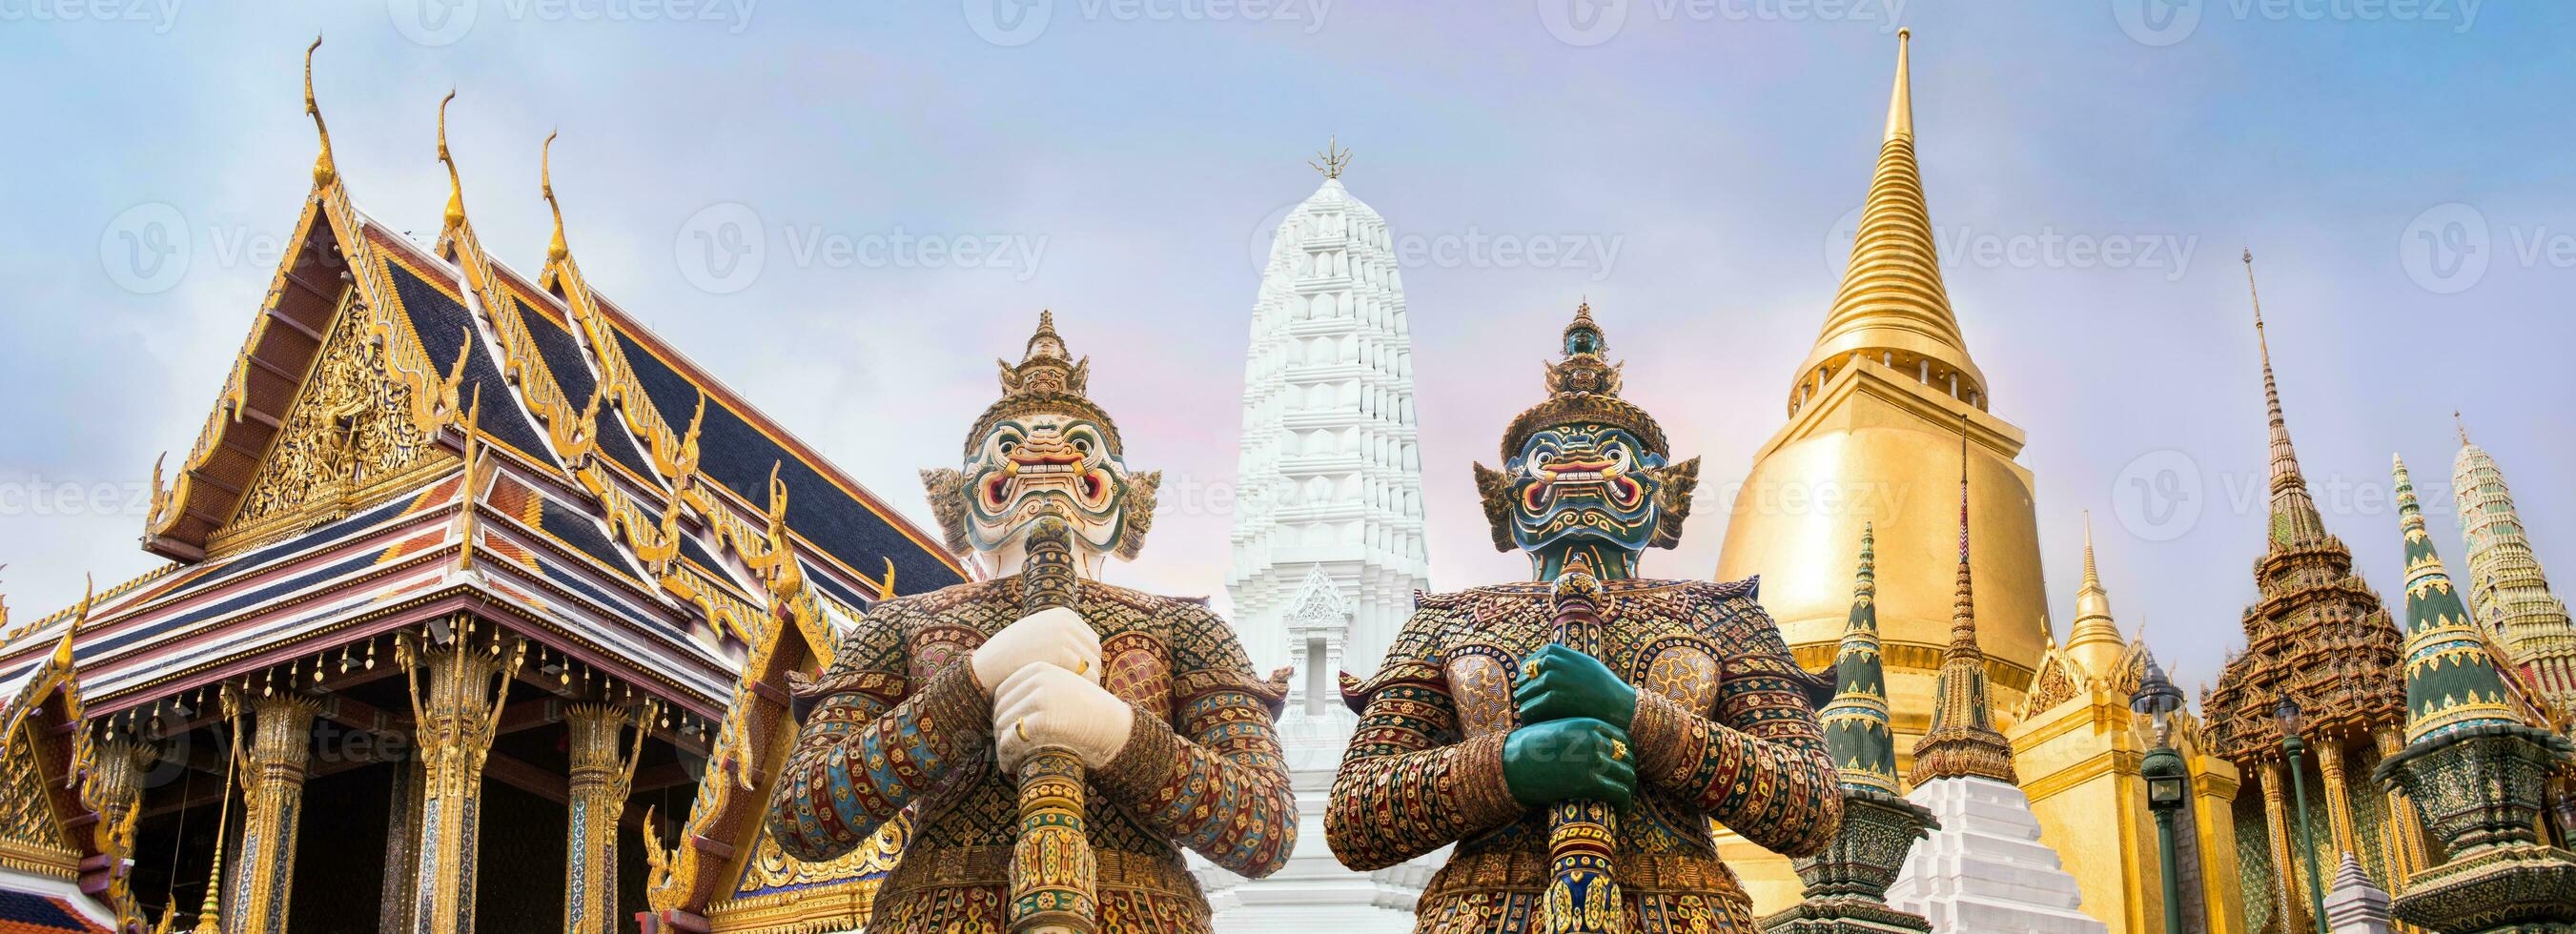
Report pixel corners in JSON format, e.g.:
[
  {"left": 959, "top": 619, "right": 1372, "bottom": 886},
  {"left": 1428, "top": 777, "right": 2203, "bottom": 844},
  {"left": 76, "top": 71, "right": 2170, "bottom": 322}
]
[
  {"left": 229, "top": 694, "right": 321, "bottom": 934},
  {"left": 2259, "top": 761, "right": 2307, "bottom": 933},
  {"left": 564, "top": 702, "right": 645, "bottom": 934},
  {"left": 2373, "top": 729, "right": 2429, "bottom": 881},
  {"left": 378, "top": 753, "right": 421, "bottom": 934},
  {"left": 398, "top": 625, "right": 526, "bottom": 934},
  {"left": 79, "top": 738, "right": 156, "bottom": 904},
  {"left": 2314, "top": 739, "right": 2359, "bottom": 859}
]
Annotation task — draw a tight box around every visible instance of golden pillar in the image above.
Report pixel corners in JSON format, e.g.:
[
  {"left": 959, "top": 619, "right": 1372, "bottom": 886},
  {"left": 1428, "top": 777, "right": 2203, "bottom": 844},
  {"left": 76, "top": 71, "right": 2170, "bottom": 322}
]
[
  {"left": 226, "top": 693, "right": 321, "bottom": 934},
  {"left": 2259, "top": 761, "right": 2308, "bottom": 933},
  {"left": 2188, "top": 761, "right": 2247, "bottom": 934},
  {"left": 2374, "top": 728, "right": 2429, "bottom": 880},
  {"left": 563, "top": 701, "right": 647, "bottom": 934},
  {"left": 397, "top": 625, "right": 526, "bottom": 934},
  {"left": 2314, "top": 740, "right": 2358, "bottom": 861}
]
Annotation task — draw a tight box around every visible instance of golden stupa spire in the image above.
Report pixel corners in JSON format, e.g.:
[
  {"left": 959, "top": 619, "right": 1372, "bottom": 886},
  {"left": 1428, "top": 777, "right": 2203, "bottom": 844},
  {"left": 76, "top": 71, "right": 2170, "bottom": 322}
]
[
  {"left": 2455, "top": 409, "right": 2471, "bottom": 446},
  {"left": 438, "top": 90, "right": 466, "bottom": 234},
  {"left": 2066, "top": 513, "right": 2127, "bottom": 678},
  {"left": 302, "top": 35, "right": 336, "bottom": 189},
  {"left": 1884, "top": 28, "right": 1914, "bottom": 142},
  {"left": 542, "top": 131, "right": 570, "bottom": 264},
  {"left": 1796, "top": 28, "right": 1983, "bottom": 413}
]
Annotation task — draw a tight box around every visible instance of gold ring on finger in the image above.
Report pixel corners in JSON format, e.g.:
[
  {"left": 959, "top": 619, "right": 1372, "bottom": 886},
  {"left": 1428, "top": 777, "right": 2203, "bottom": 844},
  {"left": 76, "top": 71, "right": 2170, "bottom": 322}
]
[
  {"left": 1609, "top": 739, "right": 1628, "bottom": 762},
  {"left": 1015, "top": 720, "right": 1031, "bottom": 741}
]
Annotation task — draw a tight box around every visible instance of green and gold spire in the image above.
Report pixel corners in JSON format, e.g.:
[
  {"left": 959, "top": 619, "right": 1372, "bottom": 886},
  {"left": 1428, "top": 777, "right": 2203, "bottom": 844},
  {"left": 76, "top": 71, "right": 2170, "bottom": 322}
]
[
  {"left": 2393, "top": 454, "right": 2520, "bottom": 742},
  {"left": 1909, "top": 422, "right": 2018, "bottom": 785},
  {"left": 1819, "top": 523, "right": 1899, "bottom": 795}
]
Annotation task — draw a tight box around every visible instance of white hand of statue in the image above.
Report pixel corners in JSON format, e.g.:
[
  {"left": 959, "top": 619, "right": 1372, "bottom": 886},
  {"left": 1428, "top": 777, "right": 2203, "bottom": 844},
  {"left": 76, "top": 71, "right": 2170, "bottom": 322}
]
[
  {"left": 993, "top": 662, "right": 1135, "bottom": 772},
  {"left": 970, "top": 605, "right": 1102, "bottom": 695}
]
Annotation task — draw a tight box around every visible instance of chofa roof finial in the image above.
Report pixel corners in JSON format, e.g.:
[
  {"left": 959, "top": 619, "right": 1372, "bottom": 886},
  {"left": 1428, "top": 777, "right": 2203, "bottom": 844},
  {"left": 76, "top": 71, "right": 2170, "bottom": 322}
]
[{"left": 304, "top": 34, "right": 336, "bottom": 188}]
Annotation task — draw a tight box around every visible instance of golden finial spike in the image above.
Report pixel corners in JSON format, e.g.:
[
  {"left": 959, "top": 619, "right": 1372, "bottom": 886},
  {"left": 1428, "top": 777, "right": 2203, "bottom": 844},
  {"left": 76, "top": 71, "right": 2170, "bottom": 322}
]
[
  {"left": 439, "top": 90, "right": 465, "bottom": 233},
  {"left": 1308, "top": 134, "right": 1351, "bottom": 180},
  {"left": 2081, "top": 511, "right": 2099, "bottom": 589},
  {"left": 1885, "top": 29, "right": 1913, "bottom": 142},
  {"left": 53, "top": 574, "right": 93, "bottom": 669},
  {"left": 2455, "top": 410, "right": 2471, "bottom": 446},
  {"left": 303, "top": 34, "right": 336, "bottom": 188},
  {"left": 542, "top": 130, "right": 569, "bottom": 263}
]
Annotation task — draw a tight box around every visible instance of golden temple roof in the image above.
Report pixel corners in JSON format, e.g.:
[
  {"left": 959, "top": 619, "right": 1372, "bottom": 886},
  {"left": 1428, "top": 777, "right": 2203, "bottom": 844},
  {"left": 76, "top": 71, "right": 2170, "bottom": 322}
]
[{"left": 1795, "top": 28, "right": 1986, "bottom": 412}]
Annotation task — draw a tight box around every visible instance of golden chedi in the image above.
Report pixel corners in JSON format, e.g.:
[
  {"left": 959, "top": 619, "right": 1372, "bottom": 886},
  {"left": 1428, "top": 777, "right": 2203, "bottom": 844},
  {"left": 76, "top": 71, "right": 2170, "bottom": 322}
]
[{"left": 1712, "top": 29, "right": 2053, "bottom": 912}]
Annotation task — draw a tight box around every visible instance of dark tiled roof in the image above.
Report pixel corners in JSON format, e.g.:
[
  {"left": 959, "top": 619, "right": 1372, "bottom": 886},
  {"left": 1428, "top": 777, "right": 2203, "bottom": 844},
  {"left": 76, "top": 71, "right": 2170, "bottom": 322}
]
[
  {"left": 81, "top": 554, "right": 381, "bottom": 660},
  {"left": 537, "top": 558, "right": 685, "bottom": 641},
  {"left": 678, "top": 534, "right": 726, "bottom": 578},
  {"left": 516, "top": 298, "right": 657, "bottom": 480},
  {"left": 0, "top": 892, "right": 109, "bottom": 933},
  {"left": 802, "top": 558, "right": 871, "bottom": 610},
  {"left": 384, "top": 260, "right": 558, "bottom": 468},
  {"left": 607, "top": 327, "right": 958, "bottom": 597},
  {"left": 534, "top": 496, "right": 635, "bottom": 579},
  {"left": 158, "top": 490, "right": 424, "bottom": 601}
]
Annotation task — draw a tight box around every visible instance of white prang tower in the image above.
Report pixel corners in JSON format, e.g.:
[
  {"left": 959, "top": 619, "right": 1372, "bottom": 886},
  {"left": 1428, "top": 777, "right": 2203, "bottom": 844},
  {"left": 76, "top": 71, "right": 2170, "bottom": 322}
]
[{"left": 1197, "top": 141, "right": 1438, "bottom": 932}]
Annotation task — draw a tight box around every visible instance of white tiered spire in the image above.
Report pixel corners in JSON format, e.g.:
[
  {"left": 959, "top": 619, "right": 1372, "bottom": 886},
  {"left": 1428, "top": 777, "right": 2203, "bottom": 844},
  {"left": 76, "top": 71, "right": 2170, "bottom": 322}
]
[
  {"left": 1199, "top": 151, "right": 1438, "bottom": 933},
  {"left": 1224, "top": 167, "right": 1430, "bottom": 683}
]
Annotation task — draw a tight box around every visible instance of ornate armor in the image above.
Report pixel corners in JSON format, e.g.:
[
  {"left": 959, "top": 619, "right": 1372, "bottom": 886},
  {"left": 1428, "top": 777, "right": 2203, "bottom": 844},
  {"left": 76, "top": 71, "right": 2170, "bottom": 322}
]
[
  {"left": 1327, "top": 305, "right": 1842, "bottom": 932},
  {"left": 763, "top": 314, "right": 1294, "bottom": 933}
]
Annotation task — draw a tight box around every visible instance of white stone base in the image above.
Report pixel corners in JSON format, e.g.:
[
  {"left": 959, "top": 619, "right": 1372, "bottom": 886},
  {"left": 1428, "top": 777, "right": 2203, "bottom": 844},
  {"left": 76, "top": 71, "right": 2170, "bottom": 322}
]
[
  {"left": 1888, "top": 776, "right": 2108, "bottom": 934},
  {"left": 1194, "top": 702, "right": 1438, "bottom": 933}
]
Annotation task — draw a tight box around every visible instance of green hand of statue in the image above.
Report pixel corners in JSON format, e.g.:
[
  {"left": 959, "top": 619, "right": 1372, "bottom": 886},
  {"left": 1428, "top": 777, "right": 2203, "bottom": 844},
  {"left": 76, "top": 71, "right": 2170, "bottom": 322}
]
[
  {"left": 1513, "top": 643, "right": 1637, "bottom": 732},
  {"left": 1502, "top": 717, "right": 1637, "bottom": 809}
]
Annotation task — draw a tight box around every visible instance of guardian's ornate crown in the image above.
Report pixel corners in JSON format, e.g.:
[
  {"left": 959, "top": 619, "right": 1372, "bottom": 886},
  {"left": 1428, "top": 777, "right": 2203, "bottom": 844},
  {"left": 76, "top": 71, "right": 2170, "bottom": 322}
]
[
  {"left": 1498, "top": 303, "right": 1669, "bottom": 460},
  {"left": 964, "top": 311, "right": 1123, "bottom": 457}
]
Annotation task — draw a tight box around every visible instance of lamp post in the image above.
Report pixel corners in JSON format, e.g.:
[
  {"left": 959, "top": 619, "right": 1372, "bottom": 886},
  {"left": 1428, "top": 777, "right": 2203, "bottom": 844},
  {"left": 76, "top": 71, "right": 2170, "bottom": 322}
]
[
  {"left": 2273, "top": 695, "right": 2329, "bottom": 934},
  {"left": 2131, "top": 654, "right": 2188, "bottom": 934}
]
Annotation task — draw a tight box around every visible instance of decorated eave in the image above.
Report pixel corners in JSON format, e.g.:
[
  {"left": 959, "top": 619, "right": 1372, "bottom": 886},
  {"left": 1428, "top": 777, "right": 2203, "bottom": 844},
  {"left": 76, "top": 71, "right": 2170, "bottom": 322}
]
[{"left": 0, "top": 594, "right": 132, "bottom": 932}]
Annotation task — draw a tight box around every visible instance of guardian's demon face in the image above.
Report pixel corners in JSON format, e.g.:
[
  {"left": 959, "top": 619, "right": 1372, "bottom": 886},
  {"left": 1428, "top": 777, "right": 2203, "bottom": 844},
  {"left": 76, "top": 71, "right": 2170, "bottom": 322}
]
[
  {"left": 1499, "top": 422, "right": 1669, "bottom": 557},
  {"left": 955, "top": 412, "right": 1144, "bottom": 559}
]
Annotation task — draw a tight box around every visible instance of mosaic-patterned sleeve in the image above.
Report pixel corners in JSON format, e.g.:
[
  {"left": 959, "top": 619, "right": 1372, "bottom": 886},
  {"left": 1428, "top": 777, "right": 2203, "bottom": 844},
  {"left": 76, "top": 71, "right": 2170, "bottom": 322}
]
[
  {"left": 763, "top": 602, "right": 993, "bottom": 863},
  {"left": 1324, "top": 604, "right": 1523, "bottom": 871},
  {"left": 1627, "top": 590, "right": 1843, "bottom": 858},
  {"left": 1094, "top": 605, "right": 1298, "bottom": 879}
]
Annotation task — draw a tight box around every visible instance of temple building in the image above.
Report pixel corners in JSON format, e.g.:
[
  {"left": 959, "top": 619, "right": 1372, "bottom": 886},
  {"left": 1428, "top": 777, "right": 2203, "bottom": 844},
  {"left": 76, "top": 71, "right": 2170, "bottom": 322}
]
[
  {"left": 2451, "top": 419, "right": 2576, "bottom": 712},
  {"left": 0, "top": 44, "right": 962, "bottom": 934},
  {"left": 2198, "top": 253, "right": 2417, "bottom": 934},
  {"left": 1712, "top": 31, "right": 2166, "bottom": 922},
  {"left": 1196, "top": 146, "right": 1440, "bottom": 930}
]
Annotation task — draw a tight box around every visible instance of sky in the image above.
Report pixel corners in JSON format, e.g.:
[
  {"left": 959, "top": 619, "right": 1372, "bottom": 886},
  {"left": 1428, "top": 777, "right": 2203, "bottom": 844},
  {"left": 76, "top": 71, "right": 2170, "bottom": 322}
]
[{"left": 2, "top": 0, "right": 2570, "bottom": 699}]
